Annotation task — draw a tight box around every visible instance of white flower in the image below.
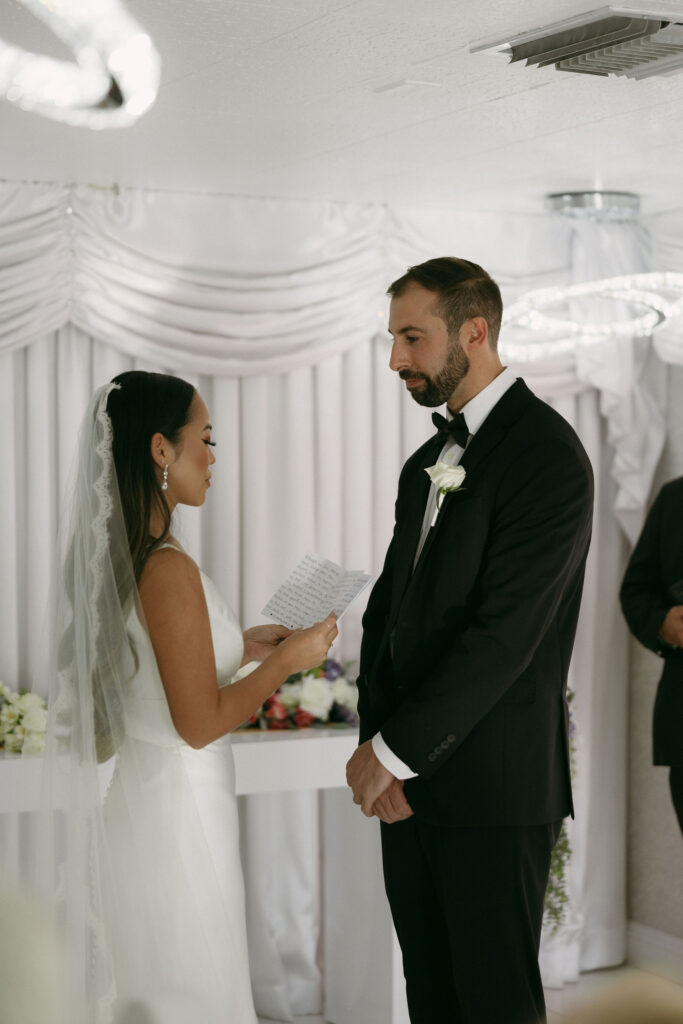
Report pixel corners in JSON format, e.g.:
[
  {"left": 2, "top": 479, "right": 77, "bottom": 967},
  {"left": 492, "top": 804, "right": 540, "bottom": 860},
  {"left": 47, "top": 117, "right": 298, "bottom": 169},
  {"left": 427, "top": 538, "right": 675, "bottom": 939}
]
[
  {"left": 279, "top": 681, "right": 303, "bottom": 712},
  {"left": 22, "top": 731, "right": 46, "bottom": 755},
  {"left": 16, "top": 692, "right": 45, "bottom": 714},
  {"left": 22, "top": 707, "right": 48, "bottom": 734},
  {"left": 298, "top": 676, "right": 335, "bottom": 721},
  {"left": 0, "top": 683, "right": 10, "bottom": 700},
  {"left": 425, "top": 462, "right": 466, "bottom": 492},
  {"left": 425, "top": 462, "right": 466, "bottom": 526},
  {"left": 5, "top": 728, "right": 25, "bottom": 753},
  {"left": 331, "top": 677, "right": 358, "bottom": 713},
  {"left": 1, "top": 704, "right": 20, "bottom": 726}
]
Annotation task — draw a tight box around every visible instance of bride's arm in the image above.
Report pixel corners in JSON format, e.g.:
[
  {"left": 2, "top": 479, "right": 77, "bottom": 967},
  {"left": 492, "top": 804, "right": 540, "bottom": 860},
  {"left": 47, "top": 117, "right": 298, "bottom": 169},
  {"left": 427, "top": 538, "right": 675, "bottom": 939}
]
[{"left": 139, "top": 548, "right": 336, "bottom": 748}]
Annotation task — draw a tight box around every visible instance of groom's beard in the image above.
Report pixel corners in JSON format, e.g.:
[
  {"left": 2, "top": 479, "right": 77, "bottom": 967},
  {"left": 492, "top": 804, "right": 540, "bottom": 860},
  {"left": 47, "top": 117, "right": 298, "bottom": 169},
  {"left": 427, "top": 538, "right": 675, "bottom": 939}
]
[{"left": 400, "top": 337, "right": 470, "bottom": 407}]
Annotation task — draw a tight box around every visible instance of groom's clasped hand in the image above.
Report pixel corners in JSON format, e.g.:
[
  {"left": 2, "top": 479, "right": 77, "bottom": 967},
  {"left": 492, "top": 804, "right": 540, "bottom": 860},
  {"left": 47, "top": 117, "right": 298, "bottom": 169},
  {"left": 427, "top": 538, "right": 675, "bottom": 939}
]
[
  {"left": 346, "top": 740, "right": 414, "bottom": 823},
  {"left": 371, "top": 778, "right": 414, "bottom": 823}
]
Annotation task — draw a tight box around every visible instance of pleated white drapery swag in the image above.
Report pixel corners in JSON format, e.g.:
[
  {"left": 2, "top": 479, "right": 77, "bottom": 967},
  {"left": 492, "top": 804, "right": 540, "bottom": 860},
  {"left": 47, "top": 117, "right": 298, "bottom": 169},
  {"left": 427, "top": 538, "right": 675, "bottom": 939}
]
[{"left": 0, "top": 181, "right": 672, "bottom": 1015}]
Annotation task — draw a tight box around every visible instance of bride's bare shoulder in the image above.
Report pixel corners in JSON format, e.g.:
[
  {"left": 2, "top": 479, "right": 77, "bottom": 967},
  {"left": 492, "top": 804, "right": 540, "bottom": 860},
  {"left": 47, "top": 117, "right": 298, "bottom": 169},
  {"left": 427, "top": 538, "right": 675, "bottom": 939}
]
[{"left": 139, "top": 541, "right": 200, "bottom": 594}]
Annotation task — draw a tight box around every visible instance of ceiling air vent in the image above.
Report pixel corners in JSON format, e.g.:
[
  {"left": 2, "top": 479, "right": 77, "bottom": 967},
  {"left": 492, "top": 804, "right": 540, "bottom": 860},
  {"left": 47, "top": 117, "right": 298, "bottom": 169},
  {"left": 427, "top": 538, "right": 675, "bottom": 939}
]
[{"left": 471, "top": 5, "right": 683, "bottom": 80}]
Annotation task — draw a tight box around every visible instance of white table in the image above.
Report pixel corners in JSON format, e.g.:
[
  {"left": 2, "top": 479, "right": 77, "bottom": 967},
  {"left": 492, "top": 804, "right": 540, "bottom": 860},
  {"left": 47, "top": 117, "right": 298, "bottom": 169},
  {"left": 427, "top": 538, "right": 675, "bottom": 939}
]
[
  {"left": 0, "top": 730, "right": 408, "bottom": 1024},
  {"left": 0, "top": 727, "right": 359, "bottom": 809},
  {"left": 232, "top": 726, "right": 359, "bottom": 794}
]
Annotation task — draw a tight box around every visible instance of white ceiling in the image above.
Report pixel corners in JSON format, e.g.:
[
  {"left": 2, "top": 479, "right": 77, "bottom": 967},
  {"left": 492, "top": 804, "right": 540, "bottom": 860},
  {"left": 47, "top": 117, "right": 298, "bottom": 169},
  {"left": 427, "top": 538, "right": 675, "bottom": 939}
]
[{"left": 3, "top": 0, "right": 683, "bottom": 213}]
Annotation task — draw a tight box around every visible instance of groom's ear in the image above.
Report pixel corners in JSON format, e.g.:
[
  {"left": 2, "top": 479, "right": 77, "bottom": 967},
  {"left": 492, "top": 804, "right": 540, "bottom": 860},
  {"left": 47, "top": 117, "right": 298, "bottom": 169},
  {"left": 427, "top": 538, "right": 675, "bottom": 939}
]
[{"left": 460, "top": 316, "right": 489, "bottom": 352}]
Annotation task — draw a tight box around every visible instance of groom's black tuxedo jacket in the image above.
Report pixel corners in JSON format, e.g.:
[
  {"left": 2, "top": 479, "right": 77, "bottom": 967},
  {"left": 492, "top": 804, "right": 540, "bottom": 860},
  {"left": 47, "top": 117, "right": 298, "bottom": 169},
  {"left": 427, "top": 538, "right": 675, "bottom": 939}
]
[{"left": 357, "top": 378, "right": 594, "bottom": 827}]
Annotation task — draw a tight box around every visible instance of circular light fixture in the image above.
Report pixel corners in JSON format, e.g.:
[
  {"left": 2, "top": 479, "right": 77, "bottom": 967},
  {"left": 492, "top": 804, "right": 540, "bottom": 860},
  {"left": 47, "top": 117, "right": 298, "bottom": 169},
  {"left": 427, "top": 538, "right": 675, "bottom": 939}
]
[
  {"left": 501, "top": 272, "right": 683, "bottom": 362},
  {"left": 545, "top": 191, "right": 641, "bottom": 220},
  {"left": 0, "top": 0, "right": 160, "bottom": 129}
]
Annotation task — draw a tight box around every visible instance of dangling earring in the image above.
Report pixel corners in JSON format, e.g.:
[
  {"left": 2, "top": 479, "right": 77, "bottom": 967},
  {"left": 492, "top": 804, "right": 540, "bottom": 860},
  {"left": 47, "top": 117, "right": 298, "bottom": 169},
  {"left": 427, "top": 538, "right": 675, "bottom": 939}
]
[{"left": 162, "top": 464, "right": 169, "bottom": 491}]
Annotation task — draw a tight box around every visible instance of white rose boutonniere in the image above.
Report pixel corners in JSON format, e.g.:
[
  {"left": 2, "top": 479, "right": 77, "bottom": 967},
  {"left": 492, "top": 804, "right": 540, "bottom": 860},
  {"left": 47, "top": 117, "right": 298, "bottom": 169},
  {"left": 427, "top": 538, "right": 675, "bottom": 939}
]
[{"left": 425, "top": 462, "right": 466, "bottom": 526}]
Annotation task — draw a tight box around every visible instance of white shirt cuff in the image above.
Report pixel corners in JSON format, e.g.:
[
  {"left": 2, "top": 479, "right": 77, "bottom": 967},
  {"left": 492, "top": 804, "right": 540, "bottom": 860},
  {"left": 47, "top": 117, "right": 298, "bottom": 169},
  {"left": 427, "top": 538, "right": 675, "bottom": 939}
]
[{"left": 372, "top": 732, "right": 418, "bottom": 780}]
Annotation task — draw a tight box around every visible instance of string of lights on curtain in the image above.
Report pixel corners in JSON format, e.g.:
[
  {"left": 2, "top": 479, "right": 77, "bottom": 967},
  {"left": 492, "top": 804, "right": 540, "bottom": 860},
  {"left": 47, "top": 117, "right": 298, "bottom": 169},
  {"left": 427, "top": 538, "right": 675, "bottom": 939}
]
[{"left": 0, "top": 0, "right": 159, "bottom": 128}]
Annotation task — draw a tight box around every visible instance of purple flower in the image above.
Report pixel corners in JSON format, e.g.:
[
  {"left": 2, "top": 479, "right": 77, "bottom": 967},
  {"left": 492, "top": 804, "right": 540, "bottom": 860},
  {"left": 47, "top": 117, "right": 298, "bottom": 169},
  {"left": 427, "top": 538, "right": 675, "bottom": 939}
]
[
  {"left": 323, "top": 659, "right": 343, "bottom": 680},
  {"left": 329, "top": 703, "right": 359, "bottom": 725}
]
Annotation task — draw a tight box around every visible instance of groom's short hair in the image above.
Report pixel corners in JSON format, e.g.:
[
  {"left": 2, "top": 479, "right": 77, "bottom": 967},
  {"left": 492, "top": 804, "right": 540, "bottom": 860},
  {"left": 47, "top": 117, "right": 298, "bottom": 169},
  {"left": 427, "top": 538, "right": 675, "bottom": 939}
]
[{"left": 388, "top": 257, "right": 503, "bottom": 350}]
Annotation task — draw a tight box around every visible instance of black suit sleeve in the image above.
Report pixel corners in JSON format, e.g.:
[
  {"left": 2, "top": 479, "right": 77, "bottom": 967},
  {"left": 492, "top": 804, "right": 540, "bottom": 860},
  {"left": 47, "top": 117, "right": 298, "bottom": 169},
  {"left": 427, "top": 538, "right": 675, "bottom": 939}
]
[
  {"left": 359, "top": 536, "right": 395, "bottom": 655},
  {"left": 380, "top": 438, "right": 593, "bottom": 778},
  {"left": 619, "top": 488, "right": 674, "bottom": 656},
  {"left": 356, "top": 521, "right": 399, "bottom": 742}
]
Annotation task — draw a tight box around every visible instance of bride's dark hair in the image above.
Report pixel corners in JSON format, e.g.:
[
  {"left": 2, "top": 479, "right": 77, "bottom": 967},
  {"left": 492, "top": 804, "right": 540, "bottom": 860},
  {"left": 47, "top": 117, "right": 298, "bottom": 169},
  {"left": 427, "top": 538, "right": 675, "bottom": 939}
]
[{"left": 107, "top": 371, "right": 195, "bottom": 579}]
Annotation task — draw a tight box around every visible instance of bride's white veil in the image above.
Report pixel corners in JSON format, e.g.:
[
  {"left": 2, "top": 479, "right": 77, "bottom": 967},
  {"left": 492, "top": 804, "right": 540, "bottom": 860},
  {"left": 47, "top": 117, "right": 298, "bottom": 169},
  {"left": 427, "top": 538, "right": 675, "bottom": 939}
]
[{"left": 40, "top": 381, "right": 138, "bottom": 1021}]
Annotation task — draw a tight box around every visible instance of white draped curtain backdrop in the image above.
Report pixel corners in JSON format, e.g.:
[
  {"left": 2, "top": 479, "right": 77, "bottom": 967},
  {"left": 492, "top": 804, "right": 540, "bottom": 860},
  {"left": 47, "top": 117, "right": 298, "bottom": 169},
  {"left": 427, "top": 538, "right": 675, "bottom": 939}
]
[{"left": 0, "top": 182, "right": 676, "bottom": 1016}]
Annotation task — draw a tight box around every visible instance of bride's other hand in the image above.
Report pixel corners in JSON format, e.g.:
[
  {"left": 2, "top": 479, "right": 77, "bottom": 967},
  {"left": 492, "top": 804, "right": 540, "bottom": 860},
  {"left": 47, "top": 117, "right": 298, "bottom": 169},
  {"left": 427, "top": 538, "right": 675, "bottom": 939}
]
[
  {"left": 242, "top": 624, "right": 293, "bottom": 664},
  {"left": 278, "top": 613, "right": 338, "bottom": 674}
]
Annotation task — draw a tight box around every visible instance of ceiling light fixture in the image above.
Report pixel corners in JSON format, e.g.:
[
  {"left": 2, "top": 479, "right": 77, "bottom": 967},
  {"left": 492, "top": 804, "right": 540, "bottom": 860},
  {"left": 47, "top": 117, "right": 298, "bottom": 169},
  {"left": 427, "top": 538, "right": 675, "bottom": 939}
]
[
  {"left": 0, "top": 0, "right": 160, "bottom": 128},
  {"left": 545, "top": 190, "right": 640, "bottom": 220},
  {"left": 501, "top": 272, "right": 683, "bottom": 361}
]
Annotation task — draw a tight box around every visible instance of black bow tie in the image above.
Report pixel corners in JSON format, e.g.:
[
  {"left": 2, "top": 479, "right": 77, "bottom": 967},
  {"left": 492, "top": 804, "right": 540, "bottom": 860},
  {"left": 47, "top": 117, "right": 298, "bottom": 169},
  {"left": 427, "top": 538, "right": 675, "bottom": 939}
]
[{"left": 432, "top": 411, "right": 469, "bottom": 448}]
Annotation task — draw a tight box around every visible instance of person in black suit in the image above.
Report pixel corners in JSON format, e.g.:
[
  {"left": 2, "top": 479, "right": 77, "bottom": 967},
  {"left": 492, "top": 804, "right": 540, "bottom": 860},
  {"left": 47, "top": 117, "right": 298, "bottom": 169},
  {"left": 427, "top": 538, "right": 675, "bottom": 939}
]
[
  {"left": 620, "top": 477, "right": 683, "bottom": 834},
  {"left": 346, "top": 257, "right": 594, "bottom": 1024}
]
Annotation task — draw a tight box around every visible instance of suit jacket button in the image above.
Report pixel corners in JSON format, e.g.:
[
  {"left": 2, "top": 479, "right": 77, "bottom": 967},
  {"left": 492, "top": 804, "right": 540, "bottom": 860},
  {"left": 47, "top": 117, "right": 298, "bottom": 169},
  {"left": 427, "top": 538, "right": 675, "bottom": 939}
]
[
  {"left": 440, "top": 741, "right": 449, "bottom": 751},
  {"left": 447, "top": 734, "right": 455, "bottom": 743},
  {"left": 428, "top": 753, "right": 437, "bottom": 763}
]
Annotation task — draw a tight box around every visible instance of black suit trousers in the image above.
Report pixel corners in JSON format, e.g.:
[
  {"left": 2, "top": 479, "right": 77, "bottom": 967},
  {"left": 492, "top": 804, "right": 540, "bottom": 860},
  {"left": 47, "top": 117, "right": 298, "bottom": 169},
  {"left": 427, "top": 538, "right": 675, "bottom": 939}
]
[{"left": 380, "top": 816, "right": 562, "bottom": 1024}]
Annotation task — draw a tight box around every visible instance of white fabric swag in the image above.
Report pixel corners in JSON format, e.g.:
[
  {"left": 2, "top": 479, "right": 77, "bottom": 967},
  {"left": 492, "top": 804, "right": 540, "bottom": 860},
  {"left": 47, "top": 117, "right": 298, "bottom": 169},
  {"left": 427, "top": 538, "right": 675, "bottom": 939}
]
[
  {"left": 0, "top": 183, "right": 388, "bottom": 374},
  {"left": 0, "top": 180, "right": 674, "bottom": 1015},
  {"left": 0, "top": 182, "right": 667, "bottom": 541}
]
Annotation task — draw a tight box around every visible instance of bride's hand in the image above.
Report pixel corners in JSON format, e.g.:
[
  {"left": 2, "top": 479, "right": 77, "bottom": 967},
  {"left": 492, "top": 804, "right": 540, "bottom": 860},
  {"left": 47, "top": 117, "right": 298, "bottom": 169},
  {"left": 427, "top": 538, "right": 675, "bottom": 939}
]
[
  {"left": 278, "top": 614, "right": 338, "bottom": 674},
  {"left": 242, "top": 624, "right": 293, "bottom": 663}
]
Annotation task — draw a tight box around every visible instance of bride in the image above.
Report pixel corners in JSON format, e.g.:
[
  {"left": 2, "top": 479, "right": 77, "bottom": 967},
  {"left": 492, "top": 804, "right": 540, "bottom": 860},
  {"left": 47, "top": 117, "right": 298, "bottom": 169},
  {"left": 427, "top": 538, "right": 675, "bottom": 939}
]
[{"left": 44, "top": 371, "right": 337, "bottom": 1024}]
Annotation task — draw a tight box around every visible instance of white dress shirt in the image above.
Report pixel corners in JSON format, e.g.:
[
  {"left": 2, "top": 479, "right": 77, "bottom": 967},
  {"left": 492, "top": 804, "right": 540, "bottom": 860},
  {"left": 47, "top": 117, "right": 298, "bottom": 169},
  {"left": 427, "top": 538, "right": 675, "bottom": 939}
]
[{"left": 372, "top": 367, "right": 518, "bottom": 780}]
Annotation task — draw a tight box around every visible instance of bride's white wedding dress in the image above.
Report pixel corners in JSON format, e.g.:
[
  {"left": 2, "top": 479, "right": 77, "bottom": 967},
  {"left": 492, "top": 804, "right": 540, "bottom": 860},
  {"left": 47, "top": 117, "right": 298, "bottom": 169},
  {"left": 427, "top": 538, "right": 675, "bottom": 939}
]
[{"left": 100, "top": 546, "right": 258, "bottom": 1024}]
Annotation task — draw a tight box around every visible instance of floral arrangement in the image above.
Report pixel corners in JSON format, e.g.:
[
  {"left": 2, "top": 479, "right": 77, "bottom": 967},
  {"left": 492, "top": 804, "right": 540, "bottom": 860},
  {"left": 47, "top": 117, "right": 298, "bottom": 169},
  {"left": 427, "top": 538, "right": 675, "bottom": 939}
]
[
  {"left": 245, "top": 658, "right": 359, "bottom": 730},
  {"left": 543, "top": 688, "right": 576, "bottom": 934},
  {"left": 0, "top": 684, "right": 48, "bottom": 754}
]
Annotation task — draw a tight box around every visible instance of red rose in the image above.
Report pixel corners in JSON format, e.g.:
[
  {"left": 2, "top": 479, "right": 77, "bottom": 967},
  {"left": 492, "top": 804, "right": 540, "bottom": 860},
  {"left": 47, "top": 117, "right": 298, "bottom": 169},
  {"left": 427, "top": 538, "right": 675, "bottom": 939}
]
[
  {"left": 294, "top": 709, "right": 316, "bottom": 728},
  {"left": 265, "top": 695, "right": 287, "bottom": 721}
]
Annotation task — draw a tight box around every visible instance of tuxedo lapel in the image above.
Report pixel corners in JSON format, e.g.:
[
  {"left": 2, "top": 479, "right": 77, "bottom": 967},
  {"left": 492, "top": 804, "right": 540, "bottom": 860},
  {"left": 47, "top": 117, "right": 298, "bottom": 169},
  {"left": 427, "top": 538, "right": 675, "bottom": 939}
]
[
  {"left": 410, "top": 379, "right": 532, "bottom": 574},
  {"left": 389, "top": 434, "right": 443, "bottom": 610}
]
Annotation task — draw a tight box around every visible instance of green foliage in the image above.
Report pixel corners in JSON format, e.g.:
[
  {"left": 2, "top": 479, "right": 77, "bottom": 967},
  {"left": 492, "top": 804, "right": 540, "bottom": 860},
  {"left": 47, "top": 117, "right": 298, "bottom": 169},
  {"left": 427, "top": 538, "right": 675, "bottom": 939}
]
[
  {"left": 543, "top": 821, "right": 571, "bottom": 934},
  {"left": 542, "top": 687, "right": 576, "bottom": 935}
]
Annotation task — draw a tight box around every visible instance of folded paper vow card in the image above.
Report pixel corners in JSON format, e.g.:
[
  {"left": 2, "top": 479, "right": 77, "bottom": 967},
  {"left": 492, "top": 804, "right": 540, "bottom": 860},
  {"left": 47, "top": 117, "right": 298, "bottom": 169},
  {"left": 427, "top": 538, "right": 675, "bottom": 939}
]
[{"left": 262, "top": 553, "right": 373, "bottom": 630}]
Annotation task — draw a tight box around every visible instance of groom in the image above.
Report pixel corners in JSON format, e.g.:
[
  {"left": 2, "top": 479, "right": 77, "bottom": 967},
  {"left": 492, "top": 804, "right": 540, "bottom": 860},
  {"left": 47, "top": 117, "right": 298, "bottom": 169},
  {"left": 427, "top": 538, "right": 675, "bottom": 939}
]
[{"left": 346, "top": 257, "right": 594, "bottom": 1024}]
